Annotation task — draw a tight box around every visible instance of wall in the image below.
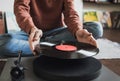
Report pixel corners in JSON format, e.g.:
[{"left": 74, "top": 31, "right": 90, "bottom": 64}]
[
  {"left": 0, "top": 0, "right": 20, "bottom": 32},
  {"left": 74, "top": 0, "right": 83, "bottom": 22},
  {"left": 0, "top": 0, "right": 14, "bottom": 12}
]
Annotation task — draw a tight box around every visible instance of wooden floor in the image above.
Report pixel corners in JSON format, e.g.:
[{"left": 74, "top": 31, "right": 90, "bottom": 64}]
[
  {"left": 103, "top": 29, "right": 120, "bottom": 42},
  {"left": 100, "top": 59, "right": 120, "bottom": 76},
  {"left": 100, "top": 29, "right": 120, "bottom": 76}
]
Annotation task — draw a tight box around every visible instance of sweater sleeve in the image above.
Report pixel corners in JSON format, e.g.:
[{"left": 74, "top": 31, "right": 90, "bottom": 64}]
[
  {"left": 14, "top": 0, "right": 35, "bottom": 34},
  {"left": 63, "top": 0, "right": 83, "bottom": 35}
]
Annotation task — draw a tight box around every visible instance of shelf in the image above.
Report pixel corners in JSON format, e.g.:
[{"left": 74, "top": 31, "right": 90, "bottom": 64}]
[
  {"left": 83, "top": 1, "right": 120, "bottom": 6},
  {"left": 83, "top": 2, "right": 120, "bottom": 12},
  {"left": 83, "top": 1, "right": 120, "bottom": 5}
]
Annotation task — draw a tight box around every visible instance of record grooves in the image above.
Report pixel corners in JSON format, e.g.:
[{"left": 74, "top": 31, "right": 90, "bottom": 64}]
[{"left": 39, "top": 41, "right": 99, "bottom": 59}]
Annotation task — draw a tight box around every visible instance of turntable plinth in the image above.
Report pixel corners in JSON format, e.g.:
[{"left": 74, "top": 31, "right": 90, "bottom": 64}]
[{"left": 1, "top": 57, "right": 120, "bottom": 81}]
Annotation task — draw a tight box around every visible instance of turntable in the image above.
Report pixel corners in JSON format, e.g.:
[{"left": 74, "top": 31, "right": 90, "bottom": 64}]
[
  {"left": 1, "top": 41, "right": 120, "bottom": 81},
  {"left": 33, "top": 41, "right": 101, "bottom": 81}
]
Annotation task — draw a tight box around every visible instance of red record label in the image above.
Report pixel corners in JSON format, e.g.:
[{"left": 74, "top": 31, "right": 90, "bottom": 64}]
[{"left": 55, "top": 44, "right": 77, "bottom": 51}]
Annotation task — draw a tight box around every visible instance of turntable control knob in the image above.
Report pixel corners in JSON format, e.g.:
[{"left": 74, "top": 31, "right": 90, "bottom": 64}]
[
  {"left": 10, "top": 67, "right": 24, "bottom": 81},
  {"left": 10, "top": 50, "right": 25, "bottom": 81}
]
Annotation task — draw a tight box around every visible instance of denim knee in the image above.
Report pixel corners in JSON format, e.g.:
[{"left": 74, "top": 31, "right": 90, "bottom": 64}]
[
  {"left": 0, "top": 33, "right": 32, "bottom": 57},
  {"left": 83, "top": 22, "right": 103, "bottom": 39}
]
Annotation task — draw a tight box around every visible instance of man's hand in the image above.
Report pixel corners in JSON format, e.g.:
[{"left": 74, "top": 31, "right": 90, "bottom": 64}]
[
  {"left": 28, "top": 27, "right": 43, "bottom": 55},
  {"left": 76, "top": 29, "right": 97, "bottom": 47}
]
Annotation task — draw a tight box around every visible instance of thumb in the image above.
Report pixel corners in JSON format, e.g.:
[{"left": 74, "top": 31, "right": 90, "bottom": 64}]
[{"left": 29, "top": 37, "right": 40, "bottom": 55}]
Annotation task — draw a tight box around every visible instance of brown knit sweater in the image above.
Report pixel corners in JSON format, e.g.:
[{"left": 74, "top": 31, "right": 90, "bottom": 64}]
[{"left": 14, "top": 0, "right": 82, "bottom": 35}]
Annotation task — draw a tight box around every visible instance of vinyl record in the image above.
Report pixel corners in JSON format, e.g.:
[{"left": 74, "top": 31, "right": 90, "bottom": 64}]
[{"left": 38, "top": 41, "right": 99, "bottom": 59}]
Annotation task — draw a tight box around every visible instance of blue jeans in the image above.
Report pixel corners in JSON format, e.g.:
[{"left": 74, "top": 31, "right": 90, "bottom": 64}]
[{"left": 0, "top": 22, "right": 103, "bottom": 57}]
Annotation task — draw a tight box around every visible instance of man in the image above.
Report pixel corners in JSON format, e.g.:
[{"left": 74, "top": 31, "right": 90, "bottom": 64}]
[{"left": 14, "top": 0, "right": 103, "bottom": 55}]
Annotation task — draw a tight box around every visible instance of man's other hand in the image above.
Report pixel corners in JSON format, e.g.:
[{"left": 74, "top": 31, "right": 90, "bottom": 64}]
[{"left": 76, "top": 29, "right": 97, "bottom": 47}]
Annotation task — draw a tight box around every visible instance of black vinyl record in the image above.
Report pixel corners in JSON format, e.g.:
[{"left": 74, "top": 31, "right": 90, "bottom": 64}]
[{"left": 37, "top": 41, "right": 99, "bottom": 59}]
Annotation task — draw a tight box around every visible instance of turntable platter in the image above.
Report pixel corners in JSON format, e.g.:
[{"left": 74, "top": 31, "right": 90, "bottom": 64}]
[{"left": 33, "top": 56, "right": 102, "bottom": 81}]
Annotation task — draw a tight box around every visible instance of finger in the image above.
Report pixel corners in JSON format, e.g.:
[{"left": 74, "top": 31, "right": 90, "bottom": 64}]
[
  {"left": 33, "top": 31, "right": 41, "bottom": 41},
  {"left": 29, "top": 38, "right": 40, "bottom": 55},
  {"left": 88, "top": 36, "right": 97, "bottom": 47},
  {"left": 29, "top": 37, "right": 35, "bottom": 51},
  {"left": 82, "top": 29, "right": 92, "bottom": 38},
  {"left": 30, "top": 30, "right": 36, "bottom": 41},
  {"left": 83, "top": 33, "right": 92, "bottom": 38},
  {"left": 88, "top": 33, "right": 92, "bottom": 36},
  {"left": 28, "top": 38, "right": 34, "bottom": 53},
  {"left": 90, "top": 39, "right": 97, "bottom": 47},
  {"left": 29, "top": 30, "right": 37, "bottom": 54},
  {"left": 83, "top": 29, "right": 90, "bottom": 34}
]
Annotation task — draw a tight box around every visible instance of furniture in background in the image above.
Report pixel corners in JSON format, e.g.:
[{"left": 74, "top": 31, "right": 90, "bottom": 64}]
[{"left": 0, "top": 11, "right": 6, "bottom": 34}]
